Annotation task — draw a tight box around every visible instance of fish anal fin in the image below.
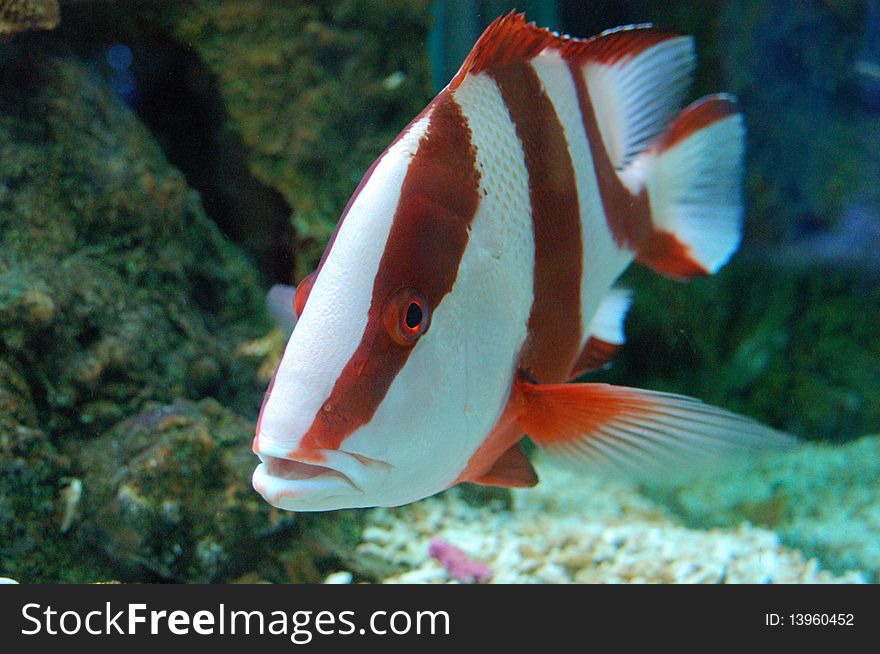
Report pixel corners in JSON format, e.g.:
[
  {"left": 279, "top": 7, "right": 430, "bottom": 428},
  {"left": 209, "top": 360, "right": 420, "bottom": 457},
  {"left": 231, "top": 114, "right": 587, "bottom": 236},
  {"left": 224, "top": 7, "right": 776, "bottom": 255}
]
[
  {"left": 516, "top": 380, "right": 796, "bottom": 479},
  {"left": 466, "top": 441, "right": 538, "bottom": 488}
]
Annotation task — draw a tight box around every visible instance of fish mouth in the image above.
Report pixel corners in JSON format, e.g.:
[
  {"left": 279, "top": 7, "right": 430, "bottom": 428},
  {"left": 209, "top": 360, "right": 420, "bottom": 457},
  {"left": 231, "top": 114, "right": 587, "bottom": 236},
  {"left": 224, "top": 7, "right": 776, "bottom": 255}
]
[
  {"left": 252, "top": 440, "right": 391, "bottom": 511},
  {"left": 261, "top": 455, "right": 354, "bottom": 486}
]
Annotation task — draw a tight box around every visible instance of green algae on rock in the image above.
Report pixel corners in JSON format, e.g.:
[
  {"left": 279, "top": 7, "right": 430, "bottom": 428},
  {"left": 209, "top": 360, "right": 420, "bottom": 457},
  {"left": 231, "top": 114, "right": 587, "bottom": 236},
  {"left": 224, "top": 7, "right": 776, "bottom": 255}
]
[
  {"left": 642, "top": 435, "right": 880, "bottom": 582},
  {"left": 0, "top": 48, "right": 270, "bottom": 581},
  {"left": 0, "top": 359, "right": 112, "bottom": 582},
  {"left": 0, "top": 49, "right": 269, "bottom": 437},
  {"left": 0, "top": 359, "right": 60, "bottom": 577},
  {"left": 80, "top": 399, "right": 373, "bottom": 583},
  {"left": 0, "top": 2, "right": 440, "bottom": 584},
  {"left": 0, "top": 0, "right": 59, "bottom": 34},
  {"left": 52, "top": 1, "right": 435, "bottom": 280},
  {"left": 80, "top": 399, "right": 289, "bottom": 582},
  {"left": 169, "top": 0, "right": 434, "bottom": 278}
]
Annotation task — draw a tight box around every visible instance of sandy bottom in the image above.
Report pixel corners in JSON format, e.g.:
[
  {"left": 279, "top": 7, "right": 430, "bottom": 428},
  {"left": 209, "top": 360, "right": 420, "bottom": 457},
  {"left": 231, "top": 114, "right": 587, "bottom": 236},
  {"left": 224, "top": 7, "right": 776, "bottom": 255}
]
[{"left": 343, "top": 460, "right": 865, "bottom": 584}]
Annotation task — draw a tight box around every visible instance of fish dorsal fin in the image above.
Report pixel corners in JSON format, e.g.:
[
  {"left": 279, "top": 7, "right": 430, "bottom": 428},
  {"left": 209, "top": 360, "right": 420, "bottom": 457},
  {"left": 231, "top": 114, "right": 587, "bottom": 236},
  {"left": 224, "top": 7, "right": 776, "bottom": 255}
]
[
  {"left": 450, "top": 13, "right": 692, "bottom": 172},
  {"left": 579, "top": 28, "right": 695, "bottom": 170},
  {"left": 467, "top": 441, "right": 538, "bottom": 488},
  {"left": 516, "top": 380, "right": 796, "bottom": 480},
  {"left": 450, "top": 12, "right": 565, "bottom": 88},
  {"left": 571, "top": 287, "right": 632, "bottom": 377}
]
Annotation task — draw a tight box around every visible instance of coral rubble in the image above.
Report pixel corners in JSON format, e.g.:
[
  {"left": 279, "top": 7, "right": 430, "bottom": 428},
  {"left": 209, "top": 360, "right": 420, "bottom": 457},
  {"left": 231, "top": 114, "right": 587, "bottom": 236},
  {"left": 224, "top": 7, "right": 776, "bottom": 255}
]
[
  {"left": 357, "top": 461, "right": 865, "bottom": 584},
  {"left": 645, "top": 435, "right": 880, "bottom": 582}
]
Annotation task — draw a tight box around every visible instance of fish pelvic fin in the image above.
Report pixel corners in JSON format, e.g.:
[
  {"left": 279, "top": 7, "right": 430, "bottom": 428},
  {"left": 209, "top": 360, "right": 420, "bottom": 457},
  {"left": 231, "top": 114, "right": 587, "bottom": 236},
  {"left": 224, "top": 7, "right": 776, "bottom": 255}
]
[
  {"left": 515, "top": 380, "right": 796, "bottom": 481},
  {"left": 464, "top": 441, "right": 539, "bottom": 489}
]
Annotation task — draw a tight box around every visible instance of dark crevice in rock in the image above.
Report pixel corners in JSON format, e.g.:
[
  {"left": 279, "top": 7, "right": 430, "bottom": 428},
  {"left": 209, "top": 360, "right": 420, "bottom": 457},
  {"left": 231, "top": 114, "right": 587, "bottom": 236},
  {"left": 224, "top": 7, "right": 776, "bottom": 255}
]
[
  {"left": 57, "top": 7, "right": 296, "bottom": 285},
  {"left": 131, "top": 40, "right": 296, "bottom": 285},
  {"left": 0, "top": 342, "right": 52, "bottom": 434}
]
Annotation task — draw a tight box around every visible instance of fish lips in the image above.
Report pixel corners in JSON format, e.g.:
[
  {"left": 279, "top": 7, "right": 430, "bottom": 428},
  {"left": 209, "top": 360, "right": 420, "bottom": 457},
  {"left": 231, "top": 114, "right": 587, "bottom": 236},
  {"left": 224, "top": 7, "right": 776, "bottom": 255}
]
[{"left": 252, "top": 439, "right": 390, "bottom": 511}]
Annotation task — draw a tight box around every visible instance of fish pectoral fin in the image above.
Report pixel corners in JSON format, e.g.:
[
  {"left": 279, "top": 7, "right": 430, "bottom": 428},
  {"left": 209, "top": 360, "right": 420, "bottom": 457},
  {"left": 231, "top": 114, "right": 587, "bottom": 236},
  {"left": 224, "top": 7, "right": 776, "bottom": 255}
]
[
  {"left": 293, "top": 270, "right": 317, "bottom": 318},
  {"left": 266, "top": 271, "right": 318, "bottom": 339},
  {"left": 467, "top": 442, "right": 539, "bottom": 488},
  {"left": 516, "top": 380, "right": 797, "bottom": 480},
  {"left": 266, "top": 284, "right": 298, "bottom": 338}
]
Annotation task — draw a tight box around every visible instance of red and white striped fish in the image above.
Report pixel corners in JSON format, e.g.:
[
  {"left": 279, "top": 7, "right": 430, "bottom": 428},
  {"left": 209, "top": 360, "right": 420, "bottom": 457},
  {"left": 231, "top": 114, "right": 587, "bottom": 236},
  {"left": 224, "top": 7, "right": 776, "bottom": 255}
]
[{"left": 253, "top": 13, "right": 792, "bottom": 512}]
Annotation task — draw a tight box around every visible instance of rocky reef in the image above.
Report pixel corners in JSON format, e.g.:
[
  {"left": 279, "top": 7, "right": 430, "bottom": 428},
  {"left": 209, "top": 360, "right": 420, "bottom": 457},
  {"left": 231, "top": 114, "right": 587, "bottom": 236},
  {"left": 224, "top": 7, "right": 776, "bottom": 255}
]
[
  {"left": 0, "top": 50, "right": 268, "bottom": 430},
  {"left": 76, "top": 398, "right": 376, "bottom": 583},
  {"left": 0, "top": 359, "right": 85, "bottom": 581},
  {"left": 169, "top": 0, "right": 434, "bottom": 279},
  {"left": 79, "top": 399, "right": 285, "bottom": 582},
  {"left": 0, "top": 0, "right": 434, "bottom": 582},
  {"left": 0, "top": 46, "right": 264, "bottom": 581},
  {"left": 56, "top": 0, "right": 434, "bottom": 281}
]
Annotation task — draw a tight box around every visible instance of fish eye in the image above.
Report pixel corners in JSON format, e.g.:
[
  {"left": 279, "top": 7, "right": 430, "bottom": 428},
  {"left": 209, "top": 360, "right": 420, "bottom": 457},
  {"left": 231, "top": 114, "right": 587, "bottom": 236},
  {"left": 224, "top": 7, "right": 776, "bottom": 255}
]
[
  {"left": 383, "top": 287, "right": 431, "bottom": 346},
  {"left": 405, "top": 302, "right": 422, "bottom": 329},
  {"left": 294, "top": 271, "right": 317, "bottom": 318}
]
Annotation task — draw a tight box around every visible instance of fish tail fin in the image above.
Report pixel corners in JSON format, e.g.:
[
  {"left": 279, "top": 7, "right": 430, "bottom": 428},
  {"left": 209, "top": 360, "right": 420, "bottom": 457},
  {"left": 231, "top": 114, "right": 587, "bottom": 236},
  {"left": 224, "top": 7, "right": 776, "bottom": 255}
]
[{"left": 636, "top": 95, "right": 745, "bottom": 279}]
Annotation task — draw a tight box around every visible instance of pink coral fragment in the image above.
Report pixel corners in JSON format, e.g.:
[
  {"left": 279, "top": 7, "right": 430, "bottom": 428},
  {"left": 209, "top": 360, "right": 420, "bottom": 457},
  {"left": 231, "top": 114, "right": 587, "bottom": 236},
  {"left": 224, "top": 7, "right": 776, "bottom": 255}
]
[{"left": 428, "top": 537, "right": 492, "bottom": 584}]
